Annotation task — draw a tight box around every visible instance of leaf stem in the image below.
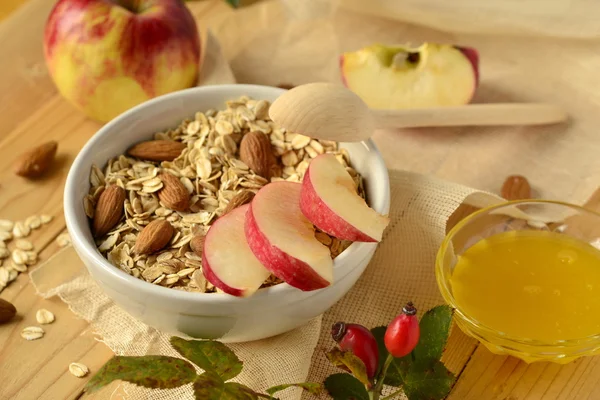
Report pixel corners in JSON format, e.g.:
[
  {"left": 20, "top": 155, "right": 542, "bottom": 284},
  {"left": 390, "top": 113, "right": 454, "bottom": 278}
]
[
  {"left": 255, "top": 393, "right": 272, "bottom": 399},
  {"left": 380, "top": 388, "right": 404, "bottom": 400},
  {"left": 371, "top": 354, "right": 394, "bottom": 400}
]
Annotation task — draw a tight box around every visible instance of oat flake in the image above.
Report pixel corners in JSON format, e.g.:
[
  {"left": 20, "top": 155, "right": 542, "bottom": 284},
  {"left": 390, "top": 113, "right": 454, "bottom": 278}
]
[
  {"left": 36, "top": 309, "right": 55, "bottom": 325},
  {"left": 69, "top": 363, "right": 89, "bottom": 378},
  {"left": 21, "top": 326, "right": 44, "bottom": 341}
]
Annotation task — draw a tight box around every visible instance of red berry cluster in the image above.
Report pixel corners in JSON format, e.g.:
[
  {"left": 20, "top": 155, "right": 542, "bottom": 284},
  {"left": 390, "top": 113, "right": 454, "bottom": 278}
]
[{"left": 331, "top": 302, "right": 420, "bottom": 380}]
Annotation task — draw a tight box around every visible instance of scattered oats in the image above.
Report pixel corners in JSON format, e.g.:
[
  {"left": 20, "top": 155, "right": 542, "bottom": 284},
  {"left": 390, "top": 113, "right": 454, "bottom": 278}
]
[
  {"left": 282, "top": 151, "right": 299, "bottom": 167},
  {"left": 0, "top": 267, "right": 9, "bottom": 287},
  {"left": 7, "top": 269, "right": 17, "bottom": 282},
  {"left": 177, "top": 267, "right": 196, "bottom": 277},
  {"left": 187, "top": 120, "right": 201, "bottom": 135},
  {"left": 142, "top": 177, "right": 163, "bottom": 193},
  {"left": 0, "top": 220, "right": 14, "bottom": 232},
  {"left": 191, "top": 269, "right": 207, "bottom": 292},
  {"left": 26, "top": 216, "right": 42, "bottom": 230},
  {"left": 305, "top": 146, "right": 318, "bottom": 158},
  {"left": 0, "top": 231, "right": 12, "bottom": 242},
  {"left": 164, "top": 274, "right": 180, "bottom": 286},
  {"left": 156, "top": 252, "right": 173, "bottom": 262},
  {"left": 196, "top": 158, "right": 212, "bottom": 180},
  {"left": 291, "top": 134, "right": 311, "bottom": 150},
  {"left": 12, "top": 249, "right": 28, "bottom": 265},
  {"left": 69, "top": 363, "right": 89, "bottom": 378},
  {"left": 16, "top": 239, "right": 34, "bottom": 251},
  {"left": 90, "top": 164, "right": 105, "bottom": 188},
  {"left": 254, "top": 100, "right": 269, "bottom": 120},
  {"left": 25, "top": 251, "right": 38, "bottom": 265},
  {"left": 215, "top": 120, "right": 234, "bottom": 135},
  {"left": 13, "top": 222, "right": 31, "bottom": 238},
  {"left": 36, "top": 309, "right": 55, "bottom": 325},
  {"left": 83, "top": 195, "right": 95, "bottom": 218},
  {"left": 309, "top": 140, "right": 324, "bottom": 154},
  {"left": 0, "top": 248, "right": 9, "bottom": 259},
  {"left": 56, "top": 233, "right": 71, "bottom": 247},
  {"left": 21, "top": 326, "right": 44, "bottom": 341},
  {"left": 10, "top": 260, "right": 27, "bottom": 272},
  {"left": 98, "top": 233, "right": 119, "bottom": 252}
]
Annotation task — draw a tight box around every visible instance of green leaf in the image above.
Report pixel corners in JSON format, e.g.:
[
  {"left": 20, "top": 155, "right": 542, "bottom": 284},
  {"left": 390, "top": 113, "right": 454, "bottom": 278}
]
[
  {"left": 384, "top": 355, "right": 410, "bottom": 387},
  {"left": 193, "top": 372, "right": 257, "bottom": 399},
  {"left": 170, "top": 337, "right": 242, "bottom": 380},
  {"left": 324, "top": 373, "right": 369, "bottom": 400},
  {"left": 326, "top": 348, "right": 371, "bottom": 388},
  {"left": 266, "top": 382, "right": 322, "bottom": 397},
  {"left": 412, "top": 305, "right": 454, "bottom": 363},
  {"left": 84, "top": 355, "right": 196, "bottom": 394},
  {"left": 370, "top": 326, "right": 389, "bottom": 376},
  {"left": 402, "top": 360, "right": 456, "bottom": 400}
]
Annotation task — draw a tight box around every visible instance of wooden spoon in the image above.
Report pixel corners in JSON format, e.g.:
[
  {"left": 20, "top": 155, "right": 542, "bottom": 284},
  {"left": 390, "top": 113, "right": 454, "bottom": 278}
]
[{"left": 269, "top": 82, "right": 568, "bottom": 142}]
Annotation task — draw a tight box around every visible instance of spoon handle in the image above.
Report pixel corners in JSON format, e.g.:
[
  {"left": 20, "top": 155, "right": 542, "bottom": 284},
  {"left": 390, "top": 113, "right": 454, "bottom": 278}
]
[{"left": 373, "top": 103, "right": 567, "bottom": 129}]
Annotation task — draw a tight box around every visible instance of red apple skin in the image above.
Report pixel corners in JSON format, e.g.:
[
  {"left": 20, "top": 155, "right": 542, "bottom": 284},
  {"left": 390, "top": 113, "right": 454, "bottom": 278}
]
[
  {"left": 244, "top": 201, "right": 331, "bottom": 291},
  {"left": 300, "top": 169, "right": 377, "bottom": 243},
  {"left": 43, "top": 0, "right": 200, "bottom": 122},
  {"left": 455, "top": 46, "right": 480, "bottom": 86},
  {"left": 201, "top": 252, "right": 244, "bottom": 297}
]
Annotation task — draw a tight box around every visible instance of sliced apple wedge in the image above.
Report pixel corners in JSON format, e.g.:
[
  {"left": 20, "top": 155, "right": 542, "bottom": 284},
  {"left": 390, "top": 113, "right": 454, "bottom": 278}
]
[
  {"left": 202, "top": 204, "right": 271, "bottom": 297},
  {"left": 340, "top": 43, "right": 479, "bottom": 109},
  {"left": 245, "top": 181, "right": 333, "bottom": 291},
  {"left": 301, "top": 154, "right": 390, "bottom": 242}
]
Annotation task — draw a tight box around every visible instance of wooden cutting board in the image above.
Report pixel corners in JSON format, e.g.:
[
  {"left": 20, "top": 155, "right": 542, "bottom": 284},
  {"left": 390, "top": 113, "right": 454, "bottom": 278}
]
[{"left": 1, "top": 1, "right": 600, "bottom": 399}]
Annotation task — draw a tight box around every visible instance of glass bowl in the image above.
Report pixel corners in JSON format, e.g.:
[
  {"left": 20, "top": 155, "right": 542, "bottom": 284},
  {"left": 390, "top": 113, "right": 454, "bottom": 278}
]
[{"left": 436, "top": 199, "right": 600, "bottom": 364}]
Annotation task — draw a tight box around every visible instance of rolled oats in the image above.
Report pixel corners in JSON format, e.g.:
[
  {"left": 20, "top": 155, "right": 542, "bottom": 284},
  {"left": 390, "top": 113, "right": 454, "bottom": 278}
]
[
  {"left": 0, "top": 220, "right": 14, "bottom": 232},
  {"left": 86, "top": 96, "right": 365, "bottom": 293},
  {"left": 36, "top": 309, "right": 55, "bottom": 324},
  {"left": 69, "top": 363, "right": 89, "bottom": 378},
  {"left": 21, "top": 326, "right": 44, "bottom": 341}
]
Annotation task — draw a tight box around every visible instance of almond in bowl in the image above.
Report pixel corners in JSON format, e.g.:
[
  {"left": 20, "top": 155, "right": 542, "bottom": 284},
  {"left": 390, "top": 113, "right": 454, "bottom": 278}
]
[{"left": 84, "top": 95, "right": 389, "bottom": 297}]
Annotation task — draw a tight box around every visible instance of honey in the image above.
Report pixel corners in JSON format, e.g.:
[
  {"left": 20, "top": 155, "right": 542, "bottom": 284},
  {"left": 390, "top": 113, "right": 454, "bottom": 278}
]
[{"left": 451, "top": 230, "right": 600, "bottom": 341}]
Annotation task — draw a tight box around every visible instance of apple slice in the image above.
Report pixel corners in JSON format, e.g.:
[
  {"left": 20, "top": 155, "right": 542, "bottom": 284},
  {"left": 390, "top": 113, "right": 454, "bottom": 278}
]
[
  {"left": 300, "top": 154, "right": 389, "bottom": 242},
  {"left": 245, "top": 182, "right": 333, "bottom": 291},
  {"left": 340, "top": 43, "right": 479, "bottom": 109},
  {"left": 202, "top": 204, "right": 270, "bottom": 297}
]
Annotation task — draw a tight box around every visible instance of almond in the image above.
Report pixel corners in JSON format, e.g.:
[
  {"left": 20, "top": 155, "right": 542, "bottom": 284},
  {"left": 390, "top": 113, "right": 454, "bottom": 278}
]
[
  {"left": 223, "top": 190, "right": 255, "bottom": 215},
  {"left": 127, "top": 140, "right": 186, "bottom": 162},
  {"left": 93, "top": 185, "right": 126, "bottom": 238},
  {"left": 158, "top": 173, "right": 190, "bottom": 211},
  {"left": 190, "top": 233, "right": 205, "bottom": 256},
  {"left": 13, "top": 141, "right": 58, "bottom": 178},
  {"left": 239, "top": 131, "right": 277, "bottom": 179},
  {"left": 0, "top": 298, "right": 17, "bottom": 324},
  {"left": 501, "top": 175, "right": 532, "bottom": 200},
  {"left": 134, "top": 219, "right": 174, "bottom": 255}
]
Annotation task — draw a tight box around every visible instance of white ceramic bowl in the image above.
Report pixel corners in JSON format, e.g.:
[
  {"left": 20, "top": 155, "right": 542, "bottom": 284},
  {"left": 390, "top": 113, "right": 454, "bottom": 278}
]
[{"left": 64, "top": 84, "right": 390, "bottom": 342}]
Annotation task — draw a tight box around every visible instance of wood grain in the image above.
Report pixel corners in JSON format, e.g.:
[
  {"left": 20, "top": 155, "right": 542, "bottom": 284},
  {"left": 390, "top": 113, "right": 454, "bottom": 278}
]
[{"left": 0, "top": 0, "right": 599, "bottom": 399}]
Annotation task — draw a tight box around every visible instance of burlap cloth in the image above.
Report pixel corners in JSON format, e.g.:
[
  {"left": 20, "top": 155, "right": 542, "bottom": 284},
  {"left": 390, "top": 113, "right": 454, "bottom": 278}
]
[{"left": 30, "top": 0, "right": 600, "bottom": 398}]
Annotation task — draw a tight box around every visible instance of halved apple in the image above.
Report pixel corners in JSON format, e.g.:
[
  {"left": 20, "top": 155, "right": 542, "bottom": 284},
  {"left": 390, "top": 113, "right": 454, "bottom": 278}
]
[
  {"left": 245, "top": 181, "right": 333, "bottom": 291},
  {"left": 300, "top": 154, "right": 389, "bottom": 242},
  {"left": 202, "top": 204, "right": 271, "bottom": 297},
  {"left": 340, "top": 43, "right": 479, "bottom": 109}
]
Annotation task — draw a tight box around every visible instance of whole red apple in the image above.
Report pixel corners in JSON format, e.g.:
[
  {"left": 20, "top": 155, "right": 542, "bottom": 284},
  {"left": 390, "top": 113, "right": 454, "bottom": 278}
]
[{"left": 43, "top": 0, "right": 201, "bottom": 122}]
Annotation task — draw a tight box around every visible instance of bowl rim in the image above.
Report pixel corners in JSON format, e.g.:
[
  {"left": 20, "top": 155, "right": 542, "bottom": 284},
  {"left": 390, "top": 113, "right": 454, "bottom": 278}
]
[
  {"left": 64, "top": 83, "right": 390, "bottom": 304},
  {"left": 436, "top": 198, "right": 600, "bottom": 348}
]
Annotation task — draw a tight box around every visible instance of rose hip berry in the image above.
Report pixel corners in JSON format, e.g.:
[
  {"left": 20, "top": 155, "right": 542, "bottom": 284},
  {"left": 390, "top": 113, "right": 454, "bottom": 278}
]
[
  {"left": 332, "top": 322, "right": 379, "bottom": 379},
  {"left": 384, "top": 302, "right": 420, "bottom": 358}
]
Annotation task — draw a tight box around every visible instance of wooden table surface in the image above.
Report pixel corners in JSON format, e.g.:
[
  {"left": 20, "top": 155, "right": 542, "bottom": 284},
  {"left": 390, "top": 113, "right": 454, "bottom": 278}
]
[{"left": 1, "top": 1, "right": 600, "bottom": 400}]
